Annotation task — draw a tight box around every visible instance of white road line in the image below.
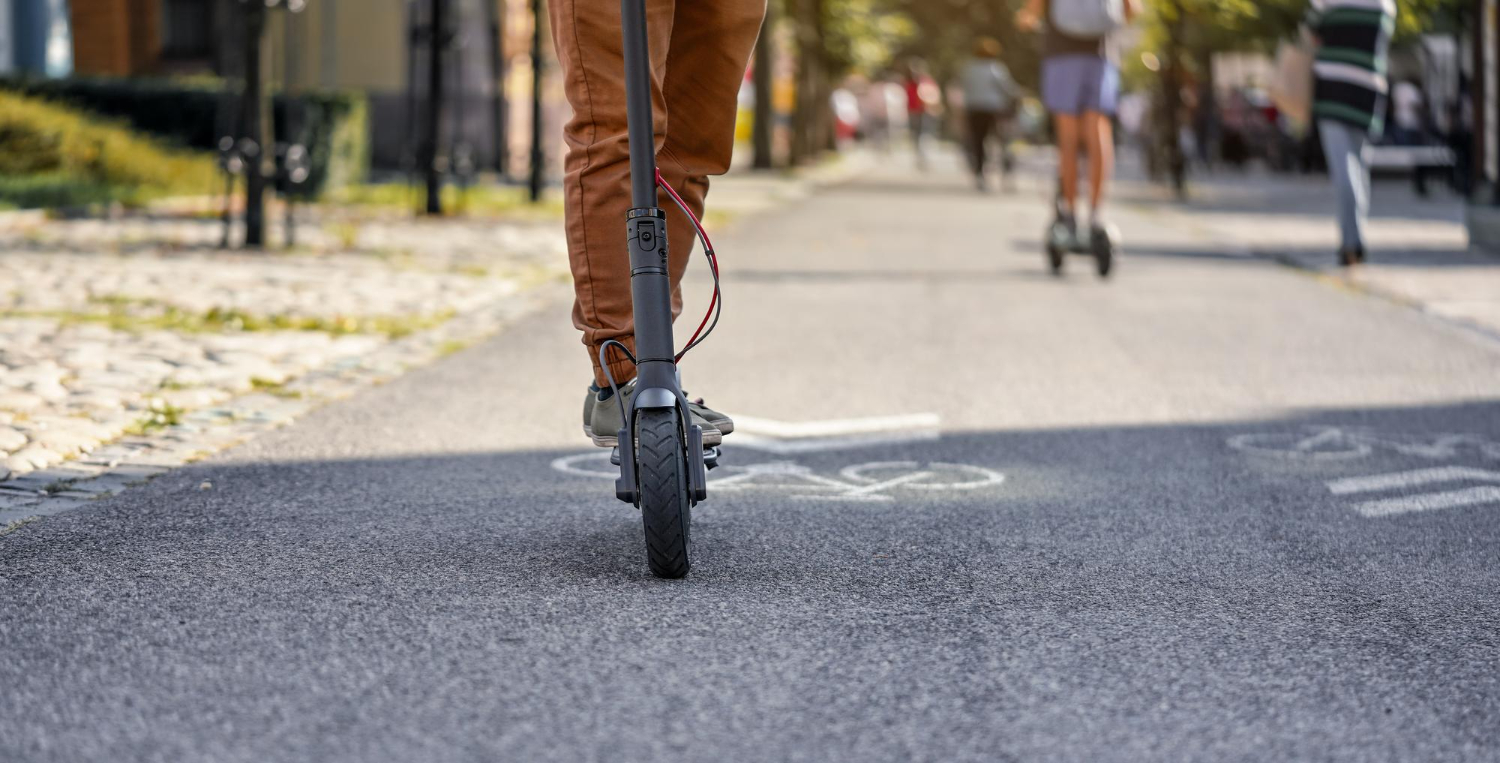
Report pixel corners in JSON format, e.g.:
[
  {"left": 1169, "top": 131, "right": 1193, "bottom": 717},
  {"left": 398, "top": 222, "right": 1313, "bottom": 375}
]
[
  {"left": 836, "top": 471, "right": 934, "bottom": 497},
  {"left": 897, "top": 463, "right": 1004, "bottom": 490},
  {"left": 732, "top": 430, "right": 940, "bottom": 455},
  {"left": 1327, "top": 467, "right": 1500, "bottom": 495},
  {"left": 1354, "top": 487, "right": 1500, "bottom": 517},
  {"left": 732, "top": 414, "right": 942, "bottom": 438},
  {"left": 549, "top": 452, "right": 614, "bottom": 479}
]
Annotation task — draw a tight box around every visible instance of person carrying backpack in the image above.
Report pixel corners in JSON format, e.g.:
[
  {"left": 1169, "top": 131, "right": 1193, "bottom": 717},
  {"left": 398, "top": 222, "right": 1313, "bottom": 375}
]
[{"left": 1018, "top": 0, "right": 1137, "bottom": 242}]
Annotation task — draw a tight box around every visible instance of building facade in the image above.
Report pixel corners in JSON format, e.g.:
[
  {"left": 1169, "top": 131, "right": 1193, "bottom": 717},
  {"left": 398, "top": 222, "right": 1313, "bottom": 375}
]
[
  {"left": 63, "top": 0, "right": 554, "bottom": 173},
  {"left": 1, "top": 0, "right": 72, "bottom": 75}
]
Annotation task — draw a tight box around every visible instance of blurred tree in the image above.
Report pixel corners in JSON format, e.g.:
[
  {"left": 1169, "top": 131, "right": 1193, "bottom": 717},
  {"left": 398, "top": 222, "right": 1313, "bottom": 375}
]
[
  {"left": 781, "top": 0, "right": 914, "bottom": 164},
  {"left": 788, "top": 0, "right": 828, "bottom": 164},
  {"left": 1136, "top": 0, "right": 1470, "bottom": 72},
  {"left": 1128, "top": 0, "right": 1464, "bottom": 195},
  {"left": 752, "top": 8, "right": 776, "bottom": 169},
  {"left": 880, "top": 0, "right": 1036, "bottom": 88}
]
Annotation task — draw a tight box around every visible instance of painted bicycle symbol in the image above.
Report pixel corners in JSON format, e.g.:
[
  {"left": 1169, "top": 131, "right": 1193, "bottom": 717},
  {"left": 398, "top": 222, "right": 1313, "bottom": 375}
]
[
  {"left": 1228, "top": 426, "right": 1500, "bottom": 461},
  {"left": 551, "top": 454, "right": 1005, "bottom": 502}
]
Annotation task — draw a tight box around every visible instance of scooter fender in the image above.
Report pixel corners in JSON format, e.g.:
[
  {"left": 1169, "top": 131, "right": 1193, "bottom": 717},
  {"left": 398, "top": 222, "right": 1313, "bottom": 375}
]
[{"left": 632, "top": 386, "right": 678, "bottom": 410}]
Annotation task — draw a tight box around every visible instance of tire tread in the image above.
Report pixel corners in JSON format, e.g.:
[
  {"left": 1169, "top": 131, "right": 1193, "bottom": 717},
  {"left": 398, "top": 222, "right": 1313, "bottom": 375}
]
[{"left": 637, "top": 409, "right": 691, "bottom": 578}]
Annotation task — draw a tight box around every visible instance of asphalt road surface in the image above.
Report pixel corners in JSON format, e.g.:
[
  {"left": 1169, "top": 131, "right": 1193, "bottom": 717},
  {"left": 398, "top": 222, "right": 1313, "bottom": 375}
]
[{"left": 3, "top": 158, "right": 1499, "bottom": 762}]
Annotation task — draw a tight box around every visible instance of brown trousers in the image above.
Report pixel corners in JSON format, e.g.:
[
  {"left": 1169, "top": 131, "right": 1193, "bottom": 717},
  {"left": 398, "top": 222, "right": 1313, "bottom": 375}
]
[{"left": 548, "top": 0, "right": 765, "bottom": 387}]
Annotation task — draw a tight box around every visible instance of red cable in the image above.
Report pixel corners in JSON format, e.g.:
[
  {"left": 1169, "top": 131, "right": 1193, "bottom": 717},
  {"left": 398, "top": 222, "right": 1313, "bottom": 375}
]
[{"left": 656, "top": 169, "right": 720, "bottom": 360}]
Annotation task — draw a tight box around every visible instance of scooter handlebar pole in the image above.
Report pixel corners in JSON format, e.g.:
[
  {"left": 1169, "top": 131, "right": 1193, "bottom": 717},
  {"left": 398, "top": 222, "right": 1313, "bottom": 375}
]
[
  {"left": 621, "top": 0, "right": 658, "bottom": 210},
  {"left": 616, "top": 0, "right": 711, "bottom": 507},
  {"left": 620, "top": 0, "right": 676, "bottom": 384}
]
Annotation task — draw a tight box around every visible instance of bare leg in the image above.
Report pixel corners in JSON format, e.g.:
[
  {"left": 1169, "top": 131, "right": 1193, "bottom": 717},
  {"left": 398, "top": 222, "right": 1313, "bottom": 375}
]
[
  {"left": 1082, "top": 110, "right": 1113, "bottom": 216},
  {"left": 1054, "top": 113, "right": 1081, "bottom": 215}
]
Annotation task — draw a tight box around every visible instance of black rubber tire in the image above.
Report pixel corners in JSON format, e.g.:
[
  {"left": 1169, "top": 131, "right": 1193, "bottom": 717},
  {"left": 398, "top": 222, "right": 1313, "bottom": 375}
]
[
  {"left": 1047, "top": 240, "right": 1065, "bottom": 276},
  {"left": 1092, "top": 231, "right": 1114, "bottom": 279},
  {"left": 636, "top": 408, "right": 692, "bottom": 578}
]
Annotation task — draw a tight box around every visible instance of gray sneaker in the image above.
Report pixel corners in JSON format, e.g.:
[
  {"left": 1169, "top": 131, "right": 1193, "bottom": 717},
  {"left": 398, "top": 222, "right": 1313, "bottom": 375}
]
[{"left": 582, "top": 382, "right": 729, "bottom": 448}]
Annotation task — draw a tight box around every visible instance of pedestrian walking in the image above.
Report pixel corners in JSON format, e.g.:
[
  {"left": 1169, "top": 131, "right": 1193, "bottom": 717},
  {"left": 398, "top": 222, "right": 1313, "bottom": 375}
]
[
  {"left": 1307, "top": 0, "right": 1397, "bottom": 266},
  {"left": 1390, "top": 79, "right": 1425, "bottom": 145},
  {"left": 902, "top": 59, "right": 941, "bottom": 170},
  {"left": 959, "top": 37, "right": 1024, "bottom": 192}
]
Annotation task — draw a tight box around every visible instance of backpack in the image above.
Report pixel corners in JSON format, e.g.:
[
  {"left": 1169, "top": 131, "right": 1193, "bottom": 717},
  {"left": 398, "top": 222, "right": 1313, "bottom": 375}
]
[{"left": 1050, "top": 0, "right": 1125, "bottom": 39}]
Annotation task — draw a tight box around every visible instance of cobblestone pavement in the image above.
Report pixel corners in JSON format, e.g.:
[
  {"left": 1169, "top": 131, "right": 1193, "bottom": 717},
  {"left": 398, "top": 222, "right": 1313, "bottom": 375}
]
[
  {"left": 0, "top": 159, "right": 862, "bottom": 528},
  {"left": 0, "top": 209, "right": 569, "bottom": 523}
]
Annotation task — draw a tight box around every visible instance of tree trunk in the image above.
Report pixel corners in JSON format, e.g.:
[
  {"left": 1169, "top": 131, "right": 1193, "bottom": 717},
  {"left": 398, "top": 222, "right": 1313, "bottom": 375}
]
[
  {"left": 1193, "top": 44, "right": 1216, "bottom": 167},
  {"left": 529, "top": 0, "right": 547, "bottom": 202},
  {"left": 1163, "top": 0, "right": 1188, "bottom": 198},
  {"left": 242, "top": 1, "right": 268, "bottom": 248},
  {"left": 485, "top": 0, "right": 508, "bottom": 177},
  {"left": 423, "top": 0, "right": 447, "bottom": 215},
  {"left": 790, "top": 0, "right": 825, "bottom": 165},
  {"left": 751, "top": 8, "right": 775, "bottom": 170}
]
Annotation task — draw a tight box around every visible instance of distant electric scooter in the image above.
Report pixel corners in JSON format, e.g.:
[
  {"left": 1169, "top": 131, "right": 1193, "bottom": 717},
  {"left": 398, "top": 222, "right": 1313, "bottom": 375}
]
[
  {"left": 1044, "top": 189, "right": 1118, "bottom": 279},
  {"left": 597, "top": 0, "right": 723, "bottom": 579}
]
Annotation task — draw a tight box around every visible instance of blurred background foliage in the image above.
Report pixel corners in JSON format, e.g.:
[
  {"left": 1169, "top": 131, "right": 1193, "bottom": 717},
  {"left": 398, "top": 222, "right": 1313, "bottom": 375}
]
[
  {"left": 0, "top": 90, "right": 218, "bottom": 210},
  {"left": 0, "top": 0, "right": 1474, "bottom": 212},
  {"left": 0, "top": 76, "right": 368, "bottom": 205}
]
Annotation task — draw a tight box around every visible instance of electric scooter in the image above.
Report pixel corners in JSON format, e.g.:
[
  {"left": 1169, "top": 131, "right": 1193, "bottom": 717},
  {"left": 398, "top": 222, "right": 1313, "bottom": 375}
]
[
  {"left": 1044, "top": 191, "right": 1118, "bottom": 279},
  {"left": 598, "top": 0, "right": 721, "bottom": 579}
]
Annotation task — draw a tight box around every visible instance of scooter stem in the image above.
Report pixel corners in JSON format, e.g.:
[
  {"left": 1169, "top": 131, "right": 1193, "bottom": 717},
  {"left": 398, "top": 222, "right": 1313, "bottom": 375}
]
[
  {"left": 622, "top": 0, "right": 657, "bottom": 210},
  {"left": 620, "top": 0, "right": 675, "bottom": 391}
]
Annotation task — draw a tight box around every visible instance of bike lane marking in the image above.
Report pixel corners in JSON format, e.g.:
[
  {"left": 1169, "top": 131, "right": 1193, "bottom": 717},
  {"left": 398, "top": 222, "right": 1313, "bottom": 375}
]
[
  {"left": 1327, "top": 466, "right": 1500, "bottom": 495},
  {"left": 841, "top": 461, "right": 1005, "bottom": 490},
  {"left": 548, "top": 453, "right": 1007, "bottom": 502},
  {"left": 1226, "top": 429, "right": 1372, "bottom": 460},
  {"left": 1325, "top": 466, "right": 1500, "bottom": 517},
  {"left": 804, "top": 471, "right": 935, "bottom": 501},
  {"left": 1226, "top": 426, "right": 1500, "bottom": 518},
  {"left": 1350, "top": 487, "right": 1500, "bottom": 518}
]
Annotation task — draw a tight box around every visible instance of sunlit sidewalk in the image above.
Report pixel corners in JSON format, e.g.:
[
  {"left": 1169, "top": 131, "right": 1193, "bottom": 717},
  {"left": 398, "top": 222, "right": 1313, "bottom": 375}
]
[{"left": 1107, "top": 155, "right": 1499, "bottom": 340}]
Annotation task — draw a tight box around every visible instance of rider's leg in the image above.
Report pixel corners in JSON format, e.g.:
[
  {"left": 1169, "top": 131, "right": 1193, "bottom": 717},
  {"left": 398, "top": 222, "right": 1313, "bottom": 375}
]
[
  {"left": 1080, "top": 58, "right": 1120, "bottom": 229},
  {"left": 1041, "top": 55, "right": 1082, "bottom": 220},
  {"left": 1082, "top": 110, "right": 1114, "bottom": 224},
  {"left": 1054, "top": 113, "right": 1081, "bottom": 218},
  {"left": 656, "top": 0, "right": 766, "bottom": 319},
  {"left": 548, "top": 0, "right": 671, "bottom": 388},
  {"left": 547, "top": 0, "right": 761, "bottom": 389},
  {"left": 648, "top": 0, "right": 762, "bottom": 438}
]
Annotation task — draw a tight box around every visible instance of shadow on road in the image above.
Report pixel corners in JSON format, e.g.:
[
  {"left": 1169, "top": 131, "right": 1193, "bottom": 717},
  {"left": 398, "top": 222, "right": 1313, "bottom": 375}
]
[{"left": 3, "top": 374, "right": 1499, "bottom": 757}]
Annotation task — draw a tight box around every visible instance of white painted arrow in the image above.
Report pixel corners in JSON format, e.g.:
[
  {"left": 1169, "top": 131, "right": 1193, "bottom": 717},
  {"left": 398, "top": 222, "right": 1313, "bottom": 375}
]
[
  {"left": 1326, "top": 466, "right": 1500, "bottom": 517},
  {"left": 728, "top": 413, "right": 941, "bottom": 454}
]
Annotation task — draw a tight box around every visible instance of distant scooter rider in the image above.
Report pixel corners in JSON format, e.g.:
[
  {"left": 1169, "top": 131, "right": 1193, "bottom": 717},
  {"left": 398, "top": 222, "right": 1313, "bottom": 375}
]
[{"left": 1018, "top": 0, "right": 1137, "bottom": 242}]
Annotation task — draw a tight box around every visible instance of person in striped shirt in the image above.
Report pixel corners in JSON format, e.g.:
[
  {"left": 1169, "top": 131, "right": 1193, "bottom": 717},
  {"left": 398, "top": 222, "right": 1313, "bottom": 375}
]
[{"left": 1307, "top": 0, "right": 1397, "bottom": 266}]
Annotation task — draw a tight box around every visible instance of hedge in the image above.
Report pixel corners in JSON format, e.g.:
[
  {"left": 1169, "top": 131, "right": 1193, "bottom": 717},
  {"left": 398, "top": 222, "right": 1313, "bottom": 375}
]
[
  {"left": 0, "top": 173, "right": 125, "bottom": 210},
  {"left": 0, "top": 91, "right": 218, "bottom": 209},
  {"left": 0, "top": 76, "right": 368, "bottom": 198}
]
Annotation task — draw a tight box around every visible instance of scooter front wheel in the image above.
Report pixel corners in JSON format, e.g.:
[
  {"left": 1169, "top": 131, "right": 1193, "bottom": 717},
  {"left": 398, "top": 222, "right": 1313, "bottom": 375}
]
[
  {"left": 1092, "top": 227, "right": 1116, "bottom": 279},
  {"left": 636, "top": 407, "right": 692, "bottom": 578},
  {"left": 1046, "top": 243, "right": 1065, "bottom": 275}
]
